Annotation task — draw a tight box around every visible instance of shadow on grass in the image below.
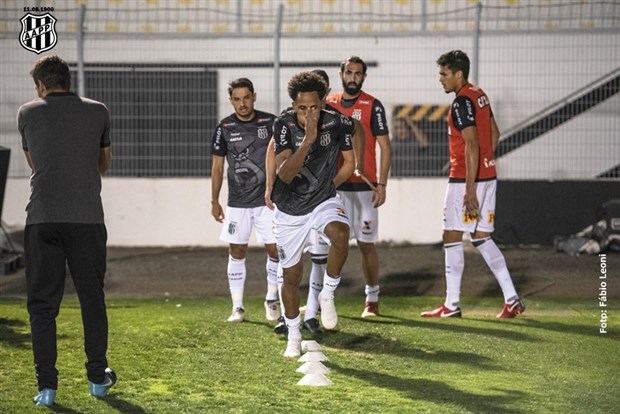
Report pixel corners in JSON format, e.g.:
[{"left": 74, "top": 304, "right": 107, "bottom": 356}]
[
  {"left": 341, "top": 315, "right": 539, "bottom": 342},
  {"left": 331, "top": 364, "right": 526, "bottom": 414},
  {"left": 320, "top": 331, "right": 498, "bottom": 371},
  {"left": 379, "top": 271, "right": 439, "bottom": 296},
  {"left": 0, "top": 317, "right": 30, "bottom": 348},
  {"left": 50, "top": 404, "right": 82, "bottom": 414},
  {"left": 476, "top": 317, "right": 620, "bottom": 340},
  {"left": 103, "top": 394, "right": 147, "bottom": 414}
]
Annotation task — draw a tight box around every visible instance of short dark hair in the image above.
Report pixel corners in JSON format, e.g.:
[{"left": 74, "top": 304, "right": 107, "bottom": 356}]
[
  {"left": 30, "top": 55, "right": 71, "bottom": 90},
  {"left": 311, "top": 69, "right": 330, "bottom": 87},
  {"left": 287, "top": 71, "right": 328, "bottom": 101},
  {"left": 228, "top": 78, "right": 254, "bottom": 96},
  {"left": 436, "top": 50, "right": 470, "bottom": 80},
  {"left": 340, "top": 56, "right": 367, "bottom": 74}
]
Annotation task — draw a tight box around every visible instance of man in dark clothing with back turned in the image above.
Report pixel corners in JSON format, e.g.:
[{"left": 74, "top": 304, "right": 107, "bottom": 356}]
[{"left": 17, "top": 55, "right": 116, "bottom": 407}]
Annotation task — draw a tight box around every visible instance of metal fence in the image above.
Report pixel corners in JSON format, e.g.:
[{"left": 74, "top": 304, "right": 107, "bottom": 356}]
[{"left": 1, "top": 0, "right": 619, "bottom": 179}]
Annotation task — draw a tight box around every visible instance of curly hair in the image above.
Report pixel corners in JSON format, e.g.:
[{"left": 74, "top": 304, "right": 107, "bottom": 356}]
[{"left": 287, "top": 71, "right": 328, "bottom": 101}]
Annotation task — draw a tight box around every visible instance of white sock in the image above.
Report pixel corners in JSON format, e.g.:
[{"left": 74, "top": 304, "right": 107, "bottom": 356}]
[
  {"left": 276, "top": 263, "right": 285, "bottom": 315},
  {"left": 227, "top": 255, "right": 246, "bottom": 309},
  {"left": 444, "top": 242, "right": 464, "bottom": 310},
  {"left": 321, "top": 272, "right": 340, "bottom": 298},
  {"left": 365, "top": 285, "right": 380, "bottom": 302},
  {"left": 472, "top": 237, "right": 518, "bottom": 303},
  {"left": 285, "top": 314, "right": 301, "bottom": 340},
  {"left": 305, "top": 255, "right": 326, "bottom": 320},
  {"left": 265, "top": 256, "right": 279, "bottom": 302}
]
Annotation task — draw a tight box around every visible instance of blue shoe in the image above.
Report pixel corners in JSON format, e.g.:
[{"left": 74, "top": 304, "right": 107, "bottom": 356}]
[
  {"left": 89, "top": 368, "right": 117, "bottom": 397},
  {"left": 33, "top": 388, "right": 55, "bottom": 406}
]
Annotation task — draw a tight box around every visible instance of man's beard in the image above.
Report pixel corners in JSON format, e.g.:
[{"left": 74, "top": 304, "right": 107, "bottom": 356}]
[{"left": 343, "top": 80, "right": 363, "bottom": 95}]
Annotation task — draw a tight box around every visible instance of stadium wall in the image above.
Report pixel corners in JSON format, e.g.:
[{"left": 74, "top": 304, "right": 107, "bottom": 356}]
[
  {"left": 4, "top": 177, "right": 618, "bottom": 246},
  {"left": 4, "top": 177, "right": 446, "bottom": 246}
]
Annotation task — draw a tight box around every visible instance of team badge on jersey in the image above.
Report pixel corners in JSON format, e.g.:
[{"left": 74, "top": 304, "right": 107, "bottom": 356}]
[
  {"left": 20, "top": 13, "right": 57, "bottom": 54},
  {"left": 319, "top": 132, "right": 331, "bottom": 147},
  {"left": 257, "top": 126, "right": 269, "bottom": 140}
]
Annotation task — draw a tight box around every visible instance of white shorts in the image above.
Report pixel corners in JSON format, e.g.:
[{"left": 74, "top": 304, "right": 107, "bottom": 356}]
[
  {"left": 219, "top": 205, "right": 276, "bottom": 244},
  {"left": 443, "top": 180, "right": 496, "bottom": 233},
  {"left": 337, "top": 190, "right": 379, "bottom": 243},
  {"left": 274, "top": 197, "right": 349, "bottom": 269},
  {"left": 305, "top": 230, "right": 330, "bottom": 256}
]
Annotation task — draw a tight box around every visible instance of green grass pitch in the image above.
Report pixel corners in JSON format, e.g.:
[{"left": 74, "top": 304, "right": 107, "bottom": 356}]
[{"left": 1, "top": 296, "right": 618, "bottom": 413}]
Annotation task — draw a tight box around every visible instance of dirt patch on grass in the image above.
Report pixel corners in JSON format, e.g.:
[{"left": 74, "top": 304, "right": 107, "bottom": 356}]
[{"left": 2, "top": 243, "right": 616, "bottom": 300}]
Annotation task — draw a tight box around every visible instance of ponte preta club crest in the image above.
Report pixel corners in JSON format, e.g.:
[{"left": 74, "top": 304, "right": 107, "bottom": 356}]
[{"left": 20, "top": 13, "right": 57, "bottom": 54}]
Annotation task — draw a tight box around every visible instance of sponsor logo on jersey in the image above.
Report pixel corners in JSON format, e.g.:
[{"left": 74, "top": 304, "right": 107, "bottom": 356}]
[
  {"left": 488, "top": 212, "right": 495, "bottom": 224},
  {"left": 223, "top": 122, "right": 236, "bottom": 127},
  {"left": 228, "top": 222, "right": 237, "bottom": 235},
  {"left": 321, "top": 119, "right": 336, "bottom": 129},
  {"left": 257, "top": 118, "right": 272, "bottom": 123},
  {"left": 359, "top": 100, "right": 371, "bottom": 105},
  {"left": 213, "top": 129, "right": 222, "bottom": 150},
  {"left": 319, "top": 132, "right": 331, "bottom": 146},
  {"left": 477, "top": 95, "right": 489, "bottom": 108},
  {"left": 20, "top": 13, "right": 57, "bottom": 54},
  {"left": 352, "top": 109, "right": 362, "bottom": 120},
  {"left": 483, "top": 158, "right": 496, "bottom": 168},
  {"left": 279, "top": 125, "right": 288, "bottom": 146},
  {"left": 339, "top": 114, "right": 352, "bottom": 126},
  {"left": 257, "top": 126, "right": 269, "bottom": 140},
  {"left": 465, "top": 99, "right": 474, "bottom": 122},
  {"left": 230, "top": 136, "right": 242, "bottom": 142},
  {"left": 375, "top": 111, "right": 385, "bottom": 131},
  {"left": 453, "top": 103, "right": 463, "bottom": 127}
]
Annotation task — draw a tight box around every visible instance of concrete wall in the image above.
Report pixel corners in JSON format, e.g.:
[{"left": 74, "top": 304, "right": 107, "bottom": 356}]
[{"left": 2, "top": 177, "right": 447, "bottom": 246}]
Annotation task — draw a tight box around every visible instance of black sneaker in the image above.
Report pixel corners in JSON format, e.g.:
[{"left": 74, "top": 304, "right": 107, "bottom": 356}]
[
  {"left": 274, "top": 316, "right": 288, "bottom": 334},
  {"left": 303, "top": 318, "right": 322, "bottom": 334}
]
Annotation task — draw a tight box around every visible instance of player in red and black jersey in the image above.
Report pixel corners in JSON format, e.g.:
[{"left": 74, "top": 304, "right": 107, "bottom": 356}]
[
  {"left": 326, "top": 56, "right": 392, "bottom": 318},
  {"left": 421, "top": 50, "right": 525, "bottom": 319}
]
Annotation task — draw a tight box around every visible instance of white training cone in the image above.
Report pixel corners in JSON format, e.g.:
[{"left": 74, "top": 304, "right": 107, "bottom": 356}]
[
  {"left": 301, "top": 340, "right": 322, "bottom": 353},
  {"left": 296, "top": 361, "right": 331, "bottom": 375},
  {"left": 297, "top": 373, "right": 334, "bottom": 386},
  {"left": 298, "top": 351, "right": 329, "bottom": 362}
]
